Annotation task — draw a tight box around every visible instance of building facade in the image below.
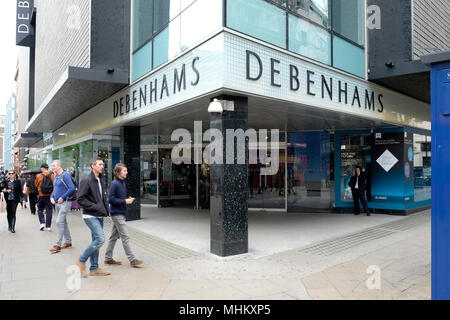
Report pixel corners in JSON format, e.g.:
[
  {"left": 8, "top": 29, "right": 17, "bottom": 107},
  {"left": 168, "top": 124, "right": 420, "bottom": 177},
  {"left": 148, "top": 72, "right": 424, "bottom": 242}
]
[
  {"left": 4, "top": 94, "right": 16, "bottom": 172},
  {"left": 0, "top": 115, "right": 5, "bottom": 170},
  {"left": 15, "top": 0, "right": 448, "bottom": 256}
]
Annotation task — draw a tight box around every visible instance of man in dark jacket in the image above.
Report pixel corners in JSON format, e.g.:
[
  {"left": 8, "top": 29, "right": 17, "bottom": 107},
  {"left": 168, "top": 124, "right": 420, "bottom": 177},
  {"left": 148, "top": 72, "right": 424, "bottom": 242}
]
[
  {"left": 104, "top": 163, "right": 143, "bottom": 268},
  {"left": 348, "top": 166, "right": 371, "bottom": 216},
  {"left": 75, "top": 158, "right": 111, "bottom": 277}
]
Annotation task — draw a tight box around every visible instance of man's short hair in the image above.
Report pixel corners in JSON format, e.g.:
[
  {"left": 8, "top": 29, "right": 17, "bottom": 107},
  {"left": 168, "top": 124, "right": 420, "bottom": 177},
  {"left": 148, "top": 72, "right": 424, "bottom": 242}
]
[
  {"left": 52, "top": 160, "right": 62, "bottom": 168},
  {"left": 113, "top": 163, "right": 127, "bottom": 179},
  {"left": 90, "top": 157, "right": 104, "bottom": 168},
  {"left": 40, "top": 163, "right": 49, "bottom": 169}
]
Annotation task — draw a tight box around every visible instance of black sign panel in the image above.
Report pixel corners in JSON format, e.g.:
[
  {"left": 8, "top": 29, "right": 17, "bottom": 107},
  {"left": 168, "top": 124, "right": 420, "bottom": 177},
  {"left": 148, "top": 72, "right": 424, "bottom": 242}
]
[{"left": 16, "top": 0, "right": 35, "bottom": 47}]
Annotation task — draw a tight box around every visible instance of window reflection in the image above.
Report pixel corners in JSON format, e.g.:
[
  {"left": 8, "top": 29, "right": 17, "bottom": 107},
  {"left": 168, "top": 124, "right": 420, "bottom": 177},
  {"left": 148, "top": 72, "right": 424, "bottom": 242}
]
[
  {"left": 289, "top": 14, "right": 331, "bottom": 64},
  {"left": 132, "top": 0, "right": 222, "bottom": 81},
  {"left": 287, "top": 0, "right": 330, "bottom": 27},
  {"left": 332, "top": 0, "right": 365, "bottom": 45},
  {"left": 413, "top": 134, "right": 431, "bottom": 201}
]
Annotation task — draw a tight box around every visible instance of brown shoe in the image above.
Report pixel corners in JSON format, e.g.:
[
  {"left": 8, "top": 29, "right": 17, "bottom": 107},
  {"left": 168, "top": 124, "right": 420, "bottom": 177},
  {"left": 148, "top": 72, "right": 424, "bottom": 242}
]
[
  {"left": 76, "top": 259, "right": 88, "bottom": 278},
  {"left": 90, "top": 268, "right": 111, "bottom": 276},
  {"left": 61, "top": 243, "right": 72, "bottom": 249},
  {"left": 104, "top": 259, "right": 122, "bottom": 265},
  {"left": 130, "top": 259, "right": 143, "bottom": 267},
  {"left": 49, "top": 246, "right": 61, "bottom": 253}
]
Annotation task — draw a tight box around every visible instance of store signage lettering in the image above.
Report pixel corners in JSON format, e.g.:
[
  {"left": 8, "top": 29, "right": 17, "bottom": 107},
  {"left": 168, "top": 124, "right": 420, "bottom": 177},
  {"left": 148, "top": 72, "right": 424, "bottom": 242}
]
[
  {"left": 113, "top": 57, "right": 200, "bottom": 118},
  {"left": 16, "top": 0, "right": 34, "bottom": 47},
  {"left": 246, "top": 50, "right": 384, "bottom": 113}
]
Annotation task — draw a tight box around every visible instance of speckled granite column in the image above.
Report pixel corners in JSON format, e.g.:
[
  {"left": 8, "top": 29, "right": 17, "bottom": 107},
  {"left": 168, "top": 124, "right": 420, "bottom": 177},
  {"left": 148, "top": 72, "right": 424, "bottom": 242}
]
[
  {"left": 120, "top": 126, "right": 141, "bottom": 221},
  {"left": 210, "top": 96, "right": 248, "bottom": 257}
]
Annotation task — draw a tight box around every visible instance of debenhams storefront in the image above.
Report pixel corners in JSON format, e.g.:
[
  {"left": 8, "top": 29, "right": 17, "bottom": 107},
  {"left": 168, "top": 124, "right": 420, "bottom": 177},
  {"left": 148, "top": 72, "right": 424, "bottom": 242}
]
[{"left": 26, "top": 1, "right": 431, "bottom": 223}]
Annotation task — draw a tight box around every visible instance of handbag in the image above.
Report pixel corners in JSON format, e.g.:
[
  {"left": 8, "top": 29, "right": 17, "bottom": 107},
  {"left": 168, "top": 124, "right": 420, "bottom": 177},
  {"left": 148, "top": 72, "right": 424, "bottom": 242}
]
[
  {"left": 23, "top": 182, "right": 30, "bottom": 195},
  {"left": 0, "top": 192, "right": 6, "bottom": 213},
  {"left": 59, "top": 172, "right": 77, "bottom": 201}
]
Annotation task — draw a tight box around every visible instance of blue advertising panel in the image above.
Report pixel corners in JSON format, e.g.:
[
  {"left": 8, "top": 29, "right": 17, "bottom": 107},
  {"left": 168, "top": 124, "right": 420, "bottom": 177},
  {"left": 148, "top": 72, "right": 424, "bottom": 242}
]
[
  {"left": 371, "top": 132, "right": 407, "bottom": 203},
  {"left": 404, "top": 132, "right": 415, "bottom": 204}
]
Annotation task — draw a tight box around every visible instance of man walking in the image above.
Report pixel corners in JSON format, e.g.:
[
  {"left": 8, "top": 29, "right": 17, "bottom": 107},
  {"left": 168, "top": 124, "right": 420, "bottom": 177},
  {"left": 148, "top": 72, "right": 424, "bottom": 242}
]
[
  {"left": 348, "top": 166, "right": 371, "bottom": 216},
  {"left": 105, "top": 163, "right": 143, "bottom": 268},
  {"left": 76, "top": 158, "right": 110, "bottom": 277},
  {"left": 35, "top": 164, "right": 54, "bottom": 231},
  {"left": 49, "top": 160, "right": 76, "bottom": 253}
]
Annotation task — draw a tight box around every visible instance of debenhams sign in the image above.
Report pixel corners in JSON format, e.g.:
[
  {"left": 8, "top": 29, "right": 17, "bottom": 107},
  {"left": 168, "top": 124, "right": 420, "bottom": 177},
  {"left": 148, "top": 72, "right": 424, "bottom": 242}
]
[
  {"left": 16, "top": 0, "right": 34, "bottom": 47},
  {"left": 112, "top": 45, "right": 384, "bottom": 118},
  {"left": 245, "top": 50, "right": 384, "bottom": 113}
]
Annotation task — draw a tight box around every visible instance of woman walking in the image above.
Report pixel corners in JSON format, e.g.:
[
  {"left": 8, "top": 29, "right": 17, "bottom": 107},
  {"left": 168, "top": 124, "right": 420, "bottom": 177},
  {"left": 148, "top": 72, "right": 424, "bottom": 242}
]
[
  {"left": 25, "top": 173, "right": 39, "bottom": 215},
  {"left": 3, "top": 171, "right": 24, "bottom": 233},
  {"left": 19, "top": 174, "right": 28, "bottom": 209}
]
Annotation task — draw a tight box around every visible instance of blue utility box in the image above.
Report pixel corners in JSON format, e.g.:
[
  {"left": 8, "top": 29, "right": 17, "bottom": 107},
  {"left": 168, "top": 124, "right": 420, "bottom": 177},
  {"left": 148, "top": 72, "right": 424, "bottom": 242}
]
[{"left": 422, "top": 51, "right": 450, "bottom": 300}]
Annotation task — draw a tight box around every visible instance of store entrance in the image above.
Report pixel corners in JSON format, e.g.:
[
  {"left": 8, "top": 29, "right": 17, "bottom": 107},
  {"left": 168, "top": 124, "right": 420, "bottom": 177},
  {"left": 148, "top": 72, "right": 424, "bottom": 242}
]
[
  {"left": 158, "top": 148, "right": 210, "bottom": 209},
  {"left": 159, "top": 148, "right": 196, "bottom": 208}
]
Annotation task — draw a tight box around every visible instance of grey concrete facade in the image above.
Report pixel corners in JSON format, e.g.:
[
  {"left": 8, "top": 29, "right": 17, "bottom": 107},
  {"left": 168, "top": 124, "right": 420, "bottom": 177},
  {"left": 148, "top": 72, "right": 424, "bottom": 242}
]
[
  {"left": 367, "top": 0, "right": 449, "bottom": 103},
  {"left": 413, "top": 0, "right": 450, "bottom": 60},
  {"left": 16, "top": 47, "right": 30, "bottom": 134},
  {"left": 34, "top": 0, "right": 91, "bottom": 112}
]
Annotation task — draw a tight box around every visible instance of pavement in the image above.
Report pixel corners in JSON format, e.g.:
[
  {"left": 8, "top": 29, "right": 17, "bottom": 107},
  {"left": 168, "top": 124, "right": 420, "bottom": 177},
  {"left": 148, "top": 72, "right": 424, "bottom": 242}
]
[{"left": 0, "top": 206, "right": 430, "bottom": 300}]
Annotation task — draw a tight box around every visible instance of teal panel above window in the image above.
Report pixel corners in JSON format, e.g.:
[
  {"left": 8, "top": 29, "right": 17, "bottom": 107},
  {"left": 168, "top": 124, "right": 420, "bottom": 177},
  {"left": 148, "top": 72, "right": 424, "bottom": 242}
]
[
  {"left": 132, "top": 41, "right": 152, "bottom": 82},
  {"left": 153, "top": 27, "right": 169, "bottom": 68},
  {"left": 227, "top": 0, "right": 286, "bottom": 49},
  {"left": 288, "top": 14, "right": 331, "bottom": 65},
  {"left": 332, "top": 36, "right": 365, "bottom": 78}
]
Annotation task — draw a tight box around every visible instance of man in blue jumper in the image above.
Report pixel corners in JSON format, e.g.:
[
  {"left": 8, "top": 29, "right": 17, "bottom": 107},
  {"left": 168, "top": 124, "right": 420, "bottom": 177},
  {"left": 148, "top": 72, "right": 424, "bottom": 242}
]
[
  {"left": 105, "top": 163, "right": 143, "bottom": 267},
  {"left": 49, "top": 160, "right": 76, "bottom": 253}
]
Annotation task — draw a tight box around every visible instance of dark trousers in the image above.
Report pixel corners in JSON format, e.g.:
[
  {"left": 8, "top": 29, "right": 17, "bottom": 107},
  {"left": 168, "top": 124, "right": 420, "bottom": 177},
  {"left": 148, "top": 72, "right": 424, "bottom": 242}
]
[
  {"left": 37, "top": 196, "right": 53, "bottom": 228},
  {"left": 351, "top": 188, "right": 370, "bottom": 215},
  {"left": 6, "top": 200, "right": 19, "bottom": 230},
  {"left": 29, "top": 194, "right": 38, "bottom": 214}
]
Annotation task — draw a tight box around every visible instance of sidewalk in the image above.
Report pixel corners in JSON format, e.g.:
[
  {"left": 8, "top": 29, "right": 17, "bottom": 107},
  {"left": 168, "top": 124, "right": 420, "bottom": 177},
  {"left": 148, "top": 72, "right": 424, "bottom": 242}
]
[{"left": 0, "top": 206, "right": 430, "bottom": 300}]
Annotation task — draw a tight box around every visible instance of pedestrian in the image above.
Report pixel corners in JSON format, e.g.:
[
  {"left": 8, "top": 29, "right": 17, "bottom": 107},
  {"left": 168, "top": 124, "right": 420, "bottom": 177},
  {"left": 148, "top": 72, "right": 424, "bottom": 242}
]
[
  {"left": 3, "top": 170, "right": 23, "bottom": 233},
  {"left": 49, "top": 160, "right": 76, "bottom": 253},
  {"left": 105, "top": 163, "right": 143, "bottom": 268},
  {"left": 35, "top": 164, "right": 55, "bottom": 231},
  {"left": 25, "top": 173, "right": 39, "bottom": 215},
  {"left": 19, "top": 174, "right": 28, "bottom": 209},
  {"left": 348, "top": 166, "right": 371, "bottom": 216},
  {"left": 75, "top": 158, "right": 111, "bottom": 277}
]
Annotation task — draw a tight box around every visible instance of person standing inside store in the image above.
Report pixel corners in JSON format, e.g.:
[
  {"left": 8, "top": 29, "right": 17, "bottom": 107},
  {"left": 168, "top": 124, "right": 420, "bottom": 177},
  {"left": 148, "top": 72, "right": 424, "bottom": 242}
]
[
  {"left": 26, "top": 173, "right": 39, "bottom": 215},
  {"left": 348, "top": 166, "right": 371, "bottom": 216},
  {"left": 35, "top": 164, "right": 55, "bottom": 231},
  {"left": 3, "top": 171, "right": 23, "bottom": 233},
  {"left": 75, "top": 158, "right": 111, "bottom": 277},
  {"left": 105, "top": 163, "right": 143, "bottom": 268},
  {"left": 49, "top": 160, "right": 76, "bottom": 253}
]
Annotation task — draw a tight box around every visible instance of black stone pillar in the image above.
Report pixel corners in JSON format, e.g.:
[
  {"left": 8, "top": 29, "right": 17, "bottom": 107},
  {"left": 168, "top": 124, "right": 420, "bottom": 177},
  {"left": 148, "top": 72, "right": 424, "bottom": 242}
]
[
  {"left": 210, "top": 96, "right": 249, "bottom": 257},
  {"left": 120, "top": 126, "right": 141, "bottom": 221}
]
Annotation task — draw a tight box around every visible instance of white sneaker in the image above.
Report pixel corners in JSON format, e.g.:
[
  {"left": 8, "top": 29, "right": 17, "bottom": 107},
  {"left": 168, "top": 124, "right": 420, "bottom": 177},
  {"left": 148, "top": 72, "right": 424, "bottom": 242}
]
[
  {"left": 40, "top": 224, "right": 45, "bottom": 231},
  {"left": 47, "top": 228, "right": 51, "bottom": 231}
]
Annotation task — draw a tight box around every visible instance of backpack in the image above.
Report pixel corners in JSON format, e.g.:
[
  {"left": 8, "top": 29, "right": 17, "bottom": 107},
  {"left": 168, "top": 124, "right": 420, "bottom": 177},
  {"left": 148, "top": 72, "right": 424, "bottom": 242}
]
[
  {"left": 59, "top": 172, "right": 77, "bottom": 201},
  {"left": 40, "top": 173, "right": 54, "bottom": 194}
]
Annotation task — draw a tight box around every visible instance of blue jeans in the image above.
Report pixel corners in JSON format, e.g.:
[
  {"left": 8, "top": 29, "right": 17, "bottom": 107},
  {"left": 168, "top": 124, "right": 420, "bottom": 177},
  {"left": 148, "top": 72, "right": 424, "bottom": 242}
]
[{"left": 79, "top": 218, "right": 105, "bottom": 271}]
